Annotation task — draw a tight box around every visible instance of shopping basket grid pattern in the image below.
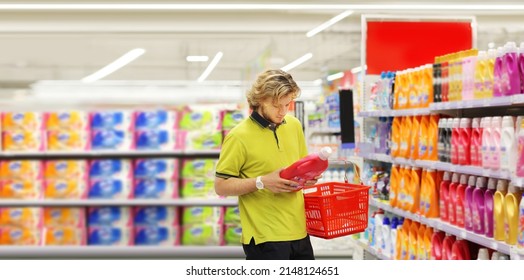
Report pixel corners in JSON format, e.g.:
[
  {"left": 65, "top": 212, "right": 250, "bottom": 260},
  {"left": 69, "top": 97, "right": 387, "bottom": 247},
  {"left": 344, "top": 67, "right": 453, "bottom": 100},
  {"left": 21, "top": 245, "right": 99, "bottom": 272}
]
[{"left": 303, "top": 182, "right": 370, "bottom": 239}]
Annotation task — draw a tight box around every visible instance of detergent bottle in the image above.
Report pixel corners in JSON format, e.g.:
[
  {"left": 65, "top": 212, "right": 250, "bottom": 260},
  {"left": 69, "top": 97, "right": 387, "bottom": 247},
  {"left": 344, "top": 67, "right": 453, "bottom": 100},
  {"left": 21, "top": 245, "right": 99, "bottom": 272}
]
[
  {"left": 505, "top": 184, "right": 521, "bottom": 245},
  {"left": 464, "top": 175, "right": 477, "bottom": 232},
  {"left": 490, "top": 116, "right": 502, "bottom": 171},
  {"left": 486, "top": 47, "right": 496, "bottom": 98},
  {"left": 458, "top": 118, "right": 472, "bottom": 166},
  {"left": 424, "top": 169, "right": 440, "bottom": 218},
  {"left": 519, "top": 42, "right": 524, "bottom": 94},
  {"left": 428, "top": 114, "right": 440, "bottom": 161},
  {"left": 430, "top": 230, "right": 446, "bottom": 260},
  {"left": 503, "top": 42, "right": 520, "bottom": 95},
  {"left": 472, "top": 176, "right": 487, "bottom": 235},
  {"left": 493, "top": 47, "right": 505, "bottom": 97},
  {"left": 484, "top": 178, "right": 497, "bottom": 238},
  {"left": 448, "top": 173, "right": 460, "bottom": 225},
  {"left": 481, "top": 117, "right": 493, "bottom": 169},
  {"left": 439, "top": 171, "right": 451, "bottom": 222},
  {"left": 474, "top": 50, "right": 487, "bottom": 99},
  {"left": 280, "top": 146, "right": 332, "bottom": 187},
  {"left": 494, "top": 179, "right": 508, "bottom": 241},
  {"left": 451, "top": 118, "right": 461, "bottom": 165},
  {"left": 470, "top": 118, "right": 482, "bottom": 166},
  {"left": 500, "top": 116, "right": 516, "bottom": 173},
  {"left": 389, "top": 164, "right": 400, "bottom": 208},
  {"left": 455, "top": 174, "right": 468, "bottom": 228}
]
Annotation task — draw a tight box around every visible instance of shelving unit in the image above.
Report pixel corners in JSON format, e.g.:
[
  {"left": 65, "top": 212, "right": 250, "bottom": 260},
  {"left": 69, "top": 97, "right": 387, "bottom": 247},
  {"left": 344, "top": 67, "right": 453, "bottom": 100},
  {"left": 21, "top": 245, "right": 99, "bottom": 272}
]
[
  {"left": 0, "top": 150, "right": 220, "bottom": 160},
  {"left": 0, "top": 198, "right": 238, "bottom": 207},
  {"left": 358, "top": 88, "right": 524, "bottom": 259},
  {"left": 348, "top": 238, "right": 390, "bottom": 260}
]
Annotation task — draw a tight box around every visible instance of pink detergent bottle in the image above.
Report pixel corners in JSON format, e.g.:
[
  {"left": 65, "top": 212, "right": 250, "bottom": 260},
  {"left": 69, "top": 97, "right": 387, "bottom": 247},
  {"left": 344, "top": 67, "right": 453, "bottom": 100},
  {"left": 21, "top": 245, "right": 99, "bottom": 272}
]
[
  {"left": 280, "top": 146, "right": 332, "bottom": 186},
  {"left": 458, "top": 118, "right": 472, "bottom": 166},
  {"left": 470, "top": 118, "right": 482, "bottom": 167},
  {"left": 455, "top": 174, "right": 468, "bottom": 228},
  {"left": 484, "top": 178, "right": 498, "bottom": 238},
  {"left": 464, "top": 175, "right": 477, "bottom": 232},
  {"left": 490, "top": 116, "right": 502, "bottom": 171},
  {"left": 448, "top": 173, "right": 460, "bottom": 225},
  {"left": 472, "top": 177, "right": 487, "bottom": 235},
  {"left": 493, "top": 47, "right": 505, "bottom": 97},
  {"left": 481, "top": 117, "right": 493, "bottom": 169},
  {"left": 503, "top": 42, "right": 520, "bottom": 95},
  {"left": 439, "top": 171, "right": 451, "bottom": 222},
  {"left": 519, "top": 42, "right": 524, "bottom": 94}
]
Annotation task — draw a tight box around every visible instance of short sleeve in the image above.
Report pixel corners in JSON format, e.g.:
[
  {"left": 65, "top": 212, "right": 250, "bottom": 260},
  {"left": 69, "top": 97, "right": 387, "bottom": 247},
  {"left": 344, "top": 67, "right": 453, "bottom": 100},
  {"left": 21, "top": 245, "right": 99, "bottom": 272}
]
[{"left": 215, "top": 132, "right": 246, "bottom": 179}]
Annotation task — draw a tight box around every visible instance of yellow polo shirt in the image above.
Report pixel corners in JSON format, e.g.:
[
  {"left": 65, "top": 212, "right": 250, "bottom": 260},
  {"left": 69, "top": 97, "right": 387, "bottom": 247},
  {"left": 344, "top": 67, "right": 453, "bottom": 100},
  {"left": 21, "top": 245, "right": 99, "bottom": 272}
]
[{"left": 215, "top": 112, "right": 308, "bottom": 245}]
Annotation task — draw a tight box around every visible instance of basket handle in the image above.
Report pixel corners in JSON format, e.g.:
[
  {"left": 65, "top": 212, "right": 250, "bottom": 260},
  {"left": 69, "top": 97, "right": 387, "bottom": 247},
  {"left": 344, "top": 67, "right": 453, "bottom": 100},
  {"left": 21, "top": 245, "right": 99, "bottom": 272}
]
[{"left": 343, "top": 160, "right": 362, "bottom": 184}]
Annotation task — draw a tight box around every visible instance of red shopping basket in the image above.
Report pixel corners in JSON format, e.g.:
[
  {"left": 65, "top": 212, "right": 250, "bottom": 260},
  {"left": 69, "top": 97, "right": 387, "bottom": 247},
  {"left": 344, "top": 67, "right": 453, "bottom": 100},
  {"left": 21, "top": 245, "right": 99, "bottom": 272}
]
[{"left": 303, "top": 182, "right": 370, "bottom": 239}]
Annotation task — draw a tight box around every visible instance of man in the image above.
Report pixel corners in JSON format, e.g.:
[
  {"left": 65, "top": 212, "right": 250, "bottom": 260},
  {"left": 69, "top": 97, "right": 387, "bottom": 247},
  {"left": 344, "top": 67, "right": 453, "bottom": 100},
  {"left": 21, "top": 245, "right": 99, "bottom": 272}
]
[{"left": 215, "top": 69, "right": 319, "bottom": 260}]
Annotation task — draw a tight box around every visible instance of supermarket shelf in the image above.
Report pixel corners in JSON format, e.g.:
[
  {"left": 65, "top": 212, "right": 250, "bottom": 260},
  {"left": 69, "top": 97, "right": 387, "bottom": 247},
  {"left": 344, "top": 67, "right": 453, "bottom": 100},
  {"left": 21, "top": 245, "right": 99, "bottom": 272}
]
[
  {"left": 360, "top": 152, "right": 512, "bottom": 181},
  {"left": 0, "top": 150, "right": 221, "bottom": 159},
  {"left": 0, "top": 198, "right": 238, "bottom": 207},
  {"left": 359, "top": 96, "right": 524, "bottom": 118},
  {"left": 349, "top": 238, "right": 390, "bottom": 260},
  {"left": 369, "top": 198, "right": 513, "bottom": 256},
  {"left": 358, "top": 108, "right": 431, "bottom": 118},
  {"left": 315, "top": 250, "right": 353, "bottom": 258},
  {"left": 0, "top": 246, "right": 244, "bottom": 259},
  {"left": 308, "top": 127, "right": 341, "bottom": 134}
]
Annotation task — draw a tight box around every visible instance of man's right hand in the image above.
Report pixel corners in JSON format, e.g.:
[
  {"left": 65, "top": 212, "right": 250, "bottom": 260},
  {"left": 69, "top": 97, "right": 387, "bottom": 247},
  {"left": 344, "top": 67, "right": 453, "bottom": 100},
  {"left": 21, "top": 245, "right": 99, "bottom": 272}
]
[{"left": 259, "top": 169, "right": 300, "bottom": 193}]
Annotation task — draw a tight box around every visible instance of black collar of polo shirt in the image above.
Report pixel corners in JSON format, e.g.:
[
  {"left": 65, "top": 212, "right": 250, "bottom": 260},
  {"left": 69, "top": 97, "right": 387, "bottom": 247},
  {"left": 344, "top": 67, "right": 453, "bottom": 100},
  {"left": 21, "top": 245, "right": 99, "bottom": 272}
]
[{"left": 250, "top": 111, "right": 287, "bottom": 130}]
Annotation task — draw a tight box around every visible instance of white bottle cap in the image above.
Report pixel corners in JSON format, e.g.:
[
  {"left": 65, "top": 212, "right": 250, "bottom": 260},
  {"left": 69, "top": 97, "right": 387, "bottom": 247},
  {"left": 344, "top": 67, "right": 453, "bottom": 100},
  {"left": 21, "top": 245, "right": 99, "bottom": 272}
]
[
  {"left": 481, "top": 116, "right": 492, "bottom": 128},
  {"left": 443, "top": 171, "right": 451, "bottom": 181},
  {"left": 491, "top": 252, "right": 501, "bottom": 260},
  {"left": 472, "top": 118, "right": 481, "bottom": 129},
  {"left": 438, "top": 118, "right": 444, "bottom": 128},
  {"left": 459, "top": 118, "right": 471, "bottom": 128},
  {"left": 477, "top": 248, "right": 490, "bottom": 260},
  {"left": 501, "top": 116, "right": 515, "bottom": 128},
  {"left": 468, "top": 175, "right": 477, "bottom": 187},
  {"left": 319, "top": 146, "right": 333, "bottom": 160},
  {"left": 459, "top": 174, "right": 468, "bottom": 185},
  {"left": 451, "top": 173, "right": 460, "bottom": 183},
  {"left": 476, "top": 177, "right": 487, "bottom": 189},
  {"left": 491, "top": 116, "right": 502, "bottom": 128},
  {"left": 520, "top": 42, "right": 524, "bottom": 49},
  {"left": 495, "top": 179, "right": 508, "bottom": 192},
  {"left": 497, "top": 47, "right": 504, "bottom": 56},
  {"left": 452, "top": 118, "right": 461, "bottom": 128}
]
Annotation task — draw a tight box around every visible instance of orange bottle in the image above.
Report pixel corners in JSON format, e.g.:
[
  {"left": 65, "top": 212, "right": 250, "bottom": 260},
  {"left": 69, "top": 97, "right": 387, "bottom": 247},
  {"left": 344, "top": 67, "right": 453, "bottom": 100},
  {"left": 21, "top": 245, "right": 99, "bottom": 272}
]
[
  {"left": 410, "top": 115, "right": 422, "bottom": 160},
  {"left": 400, "top": 219, "right": 412, "bottom": 260},
  {"left": 417, "top": 223, "right": 427, "bottom": 260},
  {"left": 418, "top": 115, "right": 430, "bottom": 160},
  {"left": 399, "top": 116, "right": 413, "bottom": 158},
  {"left": 428, "top": 114, "right": 441, "bottom": 160},
  {"left": 408, "top": 221, "right": 420, "bottom": 260},
  {"left": 391, "top": 117, "right": 402, "bottom": 158},
  {"left": 389, "top": 164, "right": 400, "bottom": 208},
  {"left": 409, "top": 167, "right": 423, "bottom": 213},
  {"left": 424, "top": 169, "right": 440, "bottom": 218},
  {"left": 424, "top": 226, "right": 434, "bottom": 260}
]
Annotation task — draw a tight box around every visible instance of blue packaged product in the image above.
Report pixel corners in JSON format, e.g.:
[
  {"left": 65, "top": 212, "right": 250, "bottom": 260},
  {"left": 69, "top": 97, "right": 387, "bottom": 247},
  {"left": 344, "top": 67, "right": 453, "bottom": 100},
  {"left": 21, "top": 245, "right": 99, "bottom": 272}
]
[
  {"left": 91, "top": 111, "right": 132, "bottom": 130},
  {"left": 135, "top": 110, "right": 172, "bottom": 130},
  {"left": 89, "top": 159, "right": 129, "bottom": 178},
  {"left": 134, "top": 226, "right": 173, "bottom": 245},
  {"left": 88, "top": 226, "right": 130, "bottom": 245},
  {"left": 133, "top": 178, "right": 171, "bottom": 199},
  {"left": 134, "top": 206, "right": 174, "bottom": 226},
  {"left": 87, "top": 206, "right": 130, "bottom": 226},
  {"left": 133, "top": 159, "right": 176, "bottom": 178},
  {"left": 88, "top": 178, "right": 125, "bottom": 199},
  {"left": 135, "top": 130, "right": 172, "bottom": 150},
  {"left": 91, "top": 130, "right": 128, "bottom": 150}
]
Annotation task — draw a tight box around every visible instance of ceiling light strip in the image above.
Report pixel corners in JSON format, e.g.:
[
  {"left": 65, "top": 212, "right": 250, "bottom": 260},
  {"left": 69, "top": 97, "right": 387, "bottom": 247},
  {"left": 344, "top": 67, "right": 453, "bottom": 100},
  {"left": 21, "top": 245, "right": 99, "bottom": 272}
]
[
  {"left": 197, "top": 52, "right": 223, "bottom": 83},
  {"left": 327, "top": 72, "right": 344, "bottom": 82},
  {"left": 281, "top": 53, "right": 313, "bottom": 72},
  {"left": 81, "top": 48, "right": 145, "bottom": 83},
  {"left": 307, "top": 10, "right": 353, "bottom": 38},
  {"left": 2, "top": 4, "right": 524, "bottom": 11},
  {"left": 186, "top": 56, "right": 209, "bottom": 62}
]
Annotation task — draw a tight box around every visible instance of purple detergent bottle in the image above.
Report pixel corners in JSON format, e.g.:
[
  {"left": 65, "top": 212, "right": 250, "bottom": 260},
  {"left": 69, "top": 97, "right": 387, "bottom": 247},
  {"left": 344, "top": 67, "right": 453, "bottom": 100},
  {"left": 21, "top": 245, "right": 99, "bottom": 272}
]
[
  {"left": 519, "top": 42, "right": 524, "bottom": 94},
  {"left": 503, "top": 42, "right": 520, "bottom": 95},
  {"left": 493, "top": 47, "right": 505, "bottom": 97}
]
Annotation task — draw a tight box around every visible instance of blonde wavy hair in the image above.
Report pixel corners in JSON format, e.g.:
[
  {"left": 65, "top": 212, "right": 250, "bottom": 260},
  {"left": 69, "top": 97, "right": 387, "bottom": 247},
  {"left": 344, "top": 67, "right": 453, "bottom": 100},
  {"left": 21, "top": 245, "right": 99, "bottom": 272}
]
[{"left": 246, "top": 69, "right": 301, "bottom": 110}]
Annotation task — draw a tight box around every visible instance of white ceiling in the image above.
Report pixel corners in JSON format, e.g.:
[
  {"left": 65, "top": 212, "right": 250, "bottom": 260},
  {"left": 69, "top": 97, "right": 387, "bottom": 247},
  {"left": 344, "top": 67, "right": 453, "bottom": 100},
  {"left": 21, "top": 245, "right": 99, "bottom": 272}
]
[{"left": 2, "top": 0, "right": 524, "bottom": 89}]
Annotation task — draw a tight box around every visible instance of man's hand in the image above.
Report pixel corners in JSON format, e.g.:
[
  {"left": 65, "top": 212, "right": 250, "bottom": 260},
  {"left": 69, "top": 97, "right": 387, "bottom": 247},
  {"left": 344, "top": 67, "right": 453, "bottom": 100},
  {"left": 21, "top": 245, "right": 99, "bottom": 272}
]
[{"left": 259, "top": 169, "right": 300, "bottom": 193}]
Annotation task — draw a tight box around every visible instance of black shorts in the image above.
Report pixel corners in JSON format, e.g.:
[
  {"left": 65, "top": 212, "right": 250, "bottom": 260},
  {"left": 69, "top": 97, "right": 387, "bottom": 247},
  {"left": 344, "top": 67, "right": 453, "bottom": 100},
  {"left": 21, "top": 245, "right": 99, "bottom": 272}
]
[{"left": 242, "top": 235, "right": 315, "bottom": 260}]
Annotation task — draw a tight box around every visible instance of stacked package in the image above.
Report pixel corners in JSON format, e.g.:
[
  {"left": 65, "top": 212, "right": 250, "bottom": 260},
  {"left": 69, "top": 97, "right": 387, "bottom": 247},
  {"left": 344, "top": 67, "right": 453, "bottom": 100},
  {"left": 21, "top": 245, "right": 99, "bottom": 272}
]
[
  {"left": 46, "top": 111, "right": 90, "bottom": 151},
  {"left": 90, "top": 110, "right": 134, "bottom": 151},
  {"left": 134, "top": 110, "right": 179, "bottom": 150},
  {"left": 133, "top": 158, "right": 179, "bottom": 199},
  {"left": 2, "top": 112, "right": 44, "bottom": 151},
  {"left": 178, "top": 108, "right": 222, "bottom": 151},
  {"left": 88, "top": 159, "right": 133, "bottom": 199},
  {"left": 87, "top": 206, "right": 133, "bottom": 246},
  {"left": 134, "top": 206, "right": 179, "bottom": 246}
]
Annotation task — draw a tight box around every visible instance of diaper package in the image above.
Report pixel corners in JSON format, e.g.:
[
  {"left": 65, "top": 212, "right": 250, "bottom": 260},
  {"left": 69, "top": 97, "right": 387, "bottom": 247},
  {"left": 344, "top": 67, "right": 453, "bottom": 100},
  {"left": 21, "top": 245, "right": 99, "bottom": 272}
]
[
  {"left": 180, "top": 178, "right": 216, "bottom": 198},
  {"left": 221, "top": 110, "right": 245, "bottom": 130},
  {"left": 87, "top": 207, "right": 132, "bottom": 227},
  {"left": 178, "top": 109, "right": 221, "bottom": 131},
  {"left": 89, "top": 159, "right": 132, "bottom": 179},
  {"left": 224, "top": 206, "right": 241, "bottom": 224},
  {"left": 88, "top": 226, "right": 133, "bottom": 246},
  {"left": 181, "top": 223, "right": 223, "bottom": 246},
  {"left": 91, "top": 129, "right": 134, "bottom": 150},
  {"left": 44, "top": 207, "right": 86, "bottom": 228},
  {"left": 181, "top": 159, "right": 217, "bottom": 178},
  {"left": 44, "top": 178, "right": 87, "bottom": 199},
  {"left": 45, "top": 111, "right": 90, "bottom": 131},
  {"left": 223, "top": 224, "right": 242, "bottom": 245},
  {"left": 133, "top": 206, "right": 178, "bottom": 227},
  {"left": 182, "top": 206, "right": 223, "bottom": 225},
  {"left": 133, "top": 159, "right": 179, "bottom": 179},
  {"left": 0, "top": 179, "right": 43, "bottom": 199},
  {"left": 178, "top": 130, "right": 222, "bottom": 151},
  {"left": 134, "top": 225, "right": 179, "bottom": 246},
  {"left": 0, "top": 226, "right": 42, "bottom": 245},
  {"left": 2, "top": 112, "right": 44, "bottom": 131},
  {"left": 90, "top": 111, "right": 134, "bottom": 131},
  {"left": 0, "top": 160, "right": 43, "bottom": 180},
  {"left": 135, "top": 129, "right": 178, "bottom": 150},
  {"left": 44, "top": 160, "right": 88, "bottom": 179},
  {"left": 134, "top": 110, "right": 178, "bottom": 130},
  {"left": 46, "top": 130, "right": 90, "bottom": 151},
  {"left": 2, "top": 130, "right": 45, "bottom": 151},
  {"left": 133, "top": 178, "right": 178, "bottom": 199},
  {"left": 0, "top": 207, "right": 43, "bottom": 228},
  {"left": 88, "top": 177, "right": 133, "bottom": 199},
  {"left": 44, "top": 227, "right": 86, "bottom": 246}
]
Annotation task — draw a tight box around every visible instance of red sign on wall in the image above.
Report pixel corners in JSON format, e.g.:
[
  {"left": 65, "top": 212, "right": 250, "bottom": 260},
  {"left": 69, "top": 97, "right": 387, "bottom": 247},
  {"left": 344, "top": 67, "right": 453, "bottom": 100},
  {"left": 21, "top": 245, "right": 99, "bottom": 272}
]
[{"left": 366, "top": 21, "right": 474, "bottom": 75}]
